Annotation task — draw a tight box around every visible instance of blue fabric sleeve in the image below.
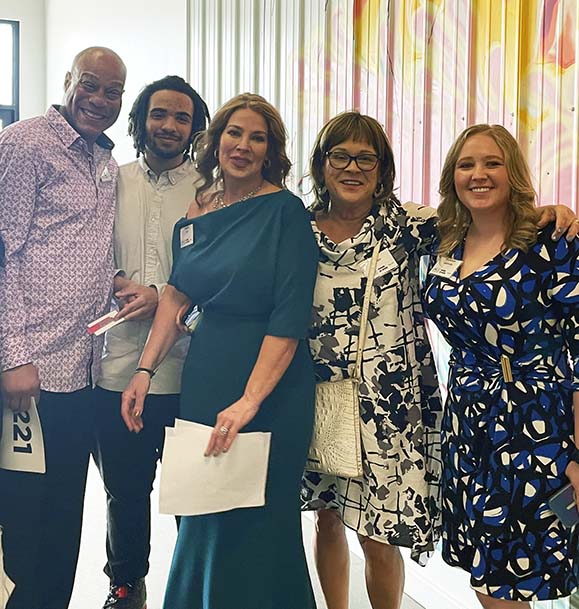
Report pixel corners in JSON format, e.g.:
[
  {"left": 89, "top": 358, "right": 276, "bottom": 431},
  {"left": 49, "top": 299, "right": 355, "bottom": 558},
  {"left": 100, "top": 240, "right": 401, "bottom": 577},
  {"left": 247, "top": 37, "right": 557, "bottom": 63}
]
[
  {"left": 266, "top": 195, "right": 318, "bottom": 338},
  {"left": 550, "top": 235, "right": 579, "bottom": 388}
]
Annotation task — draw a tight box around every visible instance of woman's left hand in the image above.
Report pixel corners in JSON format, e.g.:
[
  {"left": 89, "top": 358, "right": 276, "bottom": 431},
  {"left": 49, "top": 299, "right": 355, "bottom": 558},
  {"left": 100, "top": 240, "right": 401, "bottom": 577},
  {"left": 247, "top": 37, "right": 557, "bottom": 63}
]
[
  {"left": 537, "top": 204, "right": 579, "bottom": 240},
  {"left": 565, "top": 460, "right": 579, "bottom": 509},
  {"left": 205, "top": 396, "right": 261, "bottom": 456},
  {"left": 175, "top": 300, "right": 192, "bottom": 334}
]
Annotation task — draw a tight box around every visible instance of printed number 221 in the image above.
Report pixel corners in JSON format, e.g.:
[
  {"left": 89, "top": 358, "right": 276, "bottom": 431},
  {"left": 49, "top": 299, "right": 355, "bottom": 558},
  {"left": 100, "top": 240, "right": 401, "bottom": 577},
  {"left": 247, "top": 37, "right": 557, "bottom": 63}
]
[{"left": 12, "top": 411, "right": 32, "bottom": 454}]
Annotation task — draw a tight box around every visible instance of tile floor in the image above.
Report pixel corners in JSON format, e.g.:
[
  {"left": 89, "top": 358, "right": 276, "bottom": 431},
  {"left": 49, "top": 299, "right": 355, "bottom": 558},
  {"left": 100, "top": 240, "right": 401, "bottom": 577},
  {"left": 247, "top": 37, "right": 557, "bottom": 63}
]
[{"left": 69, "top": 461, "right": 424, "bottom": 609}]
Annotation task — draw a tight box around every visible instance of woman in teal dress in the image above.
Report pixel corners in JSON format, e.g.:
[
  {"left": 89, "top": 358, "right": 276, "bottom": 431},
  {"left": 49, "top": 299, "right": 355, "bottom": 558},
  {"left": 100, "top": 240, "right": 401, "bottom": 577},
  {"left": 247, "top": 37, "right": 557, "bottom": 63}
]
[{"left": 120, "top": 93, "right": 318, "bottom": 609}]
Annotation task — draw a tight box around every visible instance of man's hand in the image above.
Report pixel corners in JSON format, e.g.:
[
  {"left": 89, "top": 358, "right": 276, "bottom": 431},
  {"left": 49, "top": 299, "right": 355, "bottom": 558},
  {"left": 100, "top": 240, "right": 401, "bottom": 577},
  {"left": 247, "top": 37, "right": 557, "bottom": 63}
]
[
  {"left": 0, "top": 363, "right": 40, "bottom": 412},
  {"left": 115, "top": 281, "right": 159, "bottom": 321},
  {"left": 113, "top": 273, "right": 130, "bottom": 293}
]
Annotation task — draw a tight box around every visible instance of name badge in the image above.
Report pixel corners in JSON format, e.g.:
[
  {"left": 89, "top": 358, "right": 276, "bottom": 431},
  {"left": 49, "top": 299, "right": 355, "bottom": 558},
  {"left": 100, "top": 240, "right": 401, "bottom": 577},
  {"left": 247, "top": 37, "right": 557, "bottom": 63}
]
[
  {"left": 429, "top": 256, "right": 462, "bottom": 278},
  {"left": 180, "top": 224, "right": 194, "bottom": 248},
  {"left": 360, "top": 248, "right": 397, "bottom": 278},
  {"left": 100, "top": 166, "right": 113, "bottom": 183},
  {"left": 375, "top": 249, "right": 398, "bottom": 277}
]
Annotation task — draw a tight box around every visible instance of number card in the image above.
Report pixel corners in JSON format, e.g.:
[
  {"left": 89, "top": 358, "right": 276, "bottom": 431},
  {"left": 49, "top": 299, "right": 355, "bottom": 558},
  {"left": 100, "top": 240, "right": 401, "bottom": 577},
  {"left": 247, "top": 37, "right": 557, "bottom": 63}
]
[{"left": 0, "top": 398, "right": 46, "bottom": 474}]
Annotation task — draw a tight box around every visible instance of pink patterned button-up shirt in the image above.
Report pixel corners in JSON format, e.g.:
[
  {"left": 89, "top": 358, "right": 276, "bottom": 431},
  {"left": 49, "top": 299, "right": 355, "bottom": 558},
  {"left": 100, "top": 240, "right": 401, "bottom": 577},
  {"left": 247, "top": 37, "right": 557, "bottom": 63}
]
[{"left": 0, "top": 106, "right": 117, "bottom": 393}]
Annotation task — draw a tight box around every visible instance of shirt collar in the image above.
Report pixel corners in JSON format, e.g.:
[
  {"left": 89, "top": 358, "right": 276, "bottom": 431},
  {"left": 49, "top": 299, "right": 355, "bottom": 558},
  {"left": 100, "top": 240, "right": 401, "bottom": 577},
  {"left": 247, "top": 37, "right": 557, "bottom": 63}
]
[
  {"left": 47, "top": 105, "right": 115, "bottom": 151},
  {"left": 138, "top": 155, "right": 193, "bottom": 185}
]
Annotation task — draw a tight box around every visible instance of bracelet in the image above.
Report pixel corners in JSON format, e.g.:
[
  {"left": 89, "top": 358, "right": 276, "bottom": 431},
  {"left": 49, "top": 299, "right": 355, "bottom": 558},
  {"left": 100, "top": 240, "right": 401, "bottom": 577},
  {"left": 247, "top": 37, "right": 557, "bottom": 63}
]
[{"left": 135, "top": 367, "right": 156, "bottom": 379}]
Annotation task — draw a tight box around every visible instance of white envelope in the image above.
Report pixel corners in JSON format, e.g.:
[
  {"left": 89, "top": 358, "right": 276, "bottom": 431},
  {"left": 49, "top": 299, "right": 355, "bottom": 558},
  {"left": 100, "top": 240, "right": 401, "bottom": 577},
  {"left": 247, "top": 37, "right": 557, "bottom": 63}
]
[
  {"left": 159, "top": 419, "right": 271, "bottom": 516},
  {"left": 0, "top": 528, "right": 14, "bottom": 609},
  {"left": 0, "top": 398, "right": 46, "bottom": 474}
]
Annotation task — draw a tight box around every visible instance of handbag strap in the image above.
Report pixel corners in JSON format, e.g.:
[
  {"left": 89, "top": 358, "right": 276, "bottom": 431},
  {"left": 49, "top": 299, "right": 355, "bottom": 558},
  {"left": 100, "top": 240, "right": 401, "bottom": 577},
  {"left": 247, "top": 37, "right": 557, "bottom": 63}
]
[{"left": 352, "top": 238, "right": 382, "bottom": 381}]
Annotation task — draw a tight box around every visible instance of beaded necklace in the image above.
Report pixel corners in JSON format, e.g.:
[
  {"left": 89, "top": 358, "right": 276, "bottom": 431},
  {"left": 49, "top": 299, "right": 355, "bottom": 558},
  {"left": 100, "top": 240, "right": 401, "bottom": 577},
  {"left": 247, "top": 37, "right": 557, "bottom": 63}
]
[{"left": 212, "top": 181, "right": 264, "bottom": 210}]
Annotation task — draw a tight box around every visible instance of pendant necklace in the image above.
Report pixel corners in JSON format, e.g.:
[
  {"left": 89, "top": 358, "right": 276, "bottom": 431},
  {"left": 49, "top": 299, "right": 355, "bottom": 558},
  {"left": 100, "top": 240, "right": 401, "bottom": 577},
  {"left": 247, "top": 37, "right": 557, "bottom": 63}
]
[{"left": 212, "top": 181, "right": 264, "bottom": 210}]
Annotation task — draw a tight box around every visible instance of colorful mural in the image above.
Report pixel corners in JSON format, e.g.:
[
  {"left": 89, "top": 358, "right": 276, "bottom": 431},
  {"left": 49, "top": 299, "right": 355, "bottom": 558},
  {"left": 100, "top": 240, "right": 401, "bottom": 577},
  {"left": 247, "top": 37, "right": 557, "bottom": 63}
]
[
  {"left": 191, "top": 0, "right": 578, "bottom": 213},
  {"left": 350, "top": 0, "right": 579, "bottom": 212}
]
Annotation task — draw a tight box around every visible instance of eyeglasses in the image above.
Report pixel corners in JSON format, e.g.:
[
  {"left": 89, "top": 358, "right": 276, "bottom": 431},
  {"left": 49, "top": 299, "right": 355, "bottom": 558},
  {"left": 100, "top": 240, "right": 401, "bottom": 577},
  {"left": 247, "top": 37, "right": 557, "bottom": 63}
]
[{"left": 326, "top": 151, "right": 380, "bottom": 172}]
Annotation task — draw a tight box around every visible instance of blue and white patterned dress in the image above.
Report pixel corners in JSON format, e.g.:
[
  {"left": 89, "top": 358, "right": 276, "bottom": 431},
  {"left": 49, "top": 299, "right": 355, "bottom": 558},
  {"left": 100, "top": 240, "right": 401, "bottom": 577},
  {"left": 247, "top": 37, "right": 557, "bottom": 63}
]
[{"left": 423, "top": 225, "right": 579, "bottom": 601}]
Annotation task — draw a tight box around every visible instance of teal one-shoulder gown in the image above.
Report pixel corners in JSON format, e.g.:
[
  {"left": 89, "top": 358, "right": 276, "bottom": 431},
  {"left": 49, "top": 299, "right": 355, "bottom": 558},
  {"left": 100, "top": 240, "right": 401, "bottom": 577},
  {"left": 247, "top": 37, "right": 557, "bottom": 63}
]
[{"left": 163, "top": 191, "right": 318, "bottom": 609}]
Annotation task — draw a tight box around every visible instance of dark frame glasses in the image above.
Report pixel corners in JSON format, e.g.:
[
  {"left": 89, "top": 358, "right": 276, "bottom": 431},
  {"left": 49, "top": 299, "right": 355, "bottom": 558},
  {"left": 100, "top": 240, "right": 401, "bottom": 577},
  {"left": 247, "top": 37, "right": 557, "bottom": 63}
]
[{"left": 326, "top": 151, "right": 381, "bottom": 171}]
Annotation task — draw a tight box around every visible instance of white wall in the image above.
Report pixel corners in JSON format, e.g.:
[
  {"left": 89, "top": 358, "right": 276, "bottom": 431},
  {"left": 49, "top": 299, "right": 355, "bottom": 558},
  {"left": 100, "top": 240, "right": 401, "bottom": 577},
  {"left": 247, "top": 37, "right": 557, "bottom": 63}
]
[
  {"left": 0, "top": 0, "right": 46, "bottom": 119},
  {"left": 45, "top": 0, "right": 188, "bottom": 164}
]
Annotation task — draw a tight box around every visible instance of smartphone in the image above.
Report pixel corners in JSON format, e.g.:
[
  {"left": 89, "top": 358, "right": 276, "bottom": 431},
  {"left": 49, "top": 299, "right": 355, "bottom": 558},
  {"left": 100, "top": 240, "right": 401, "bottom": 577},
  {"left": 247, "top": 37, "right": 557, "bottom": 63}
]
[
  {"left": 548, "top": 482, "right": 579, "bottom": 528},
  {"left": 181, "top": 306, "right": 201, "bottom": 334}
]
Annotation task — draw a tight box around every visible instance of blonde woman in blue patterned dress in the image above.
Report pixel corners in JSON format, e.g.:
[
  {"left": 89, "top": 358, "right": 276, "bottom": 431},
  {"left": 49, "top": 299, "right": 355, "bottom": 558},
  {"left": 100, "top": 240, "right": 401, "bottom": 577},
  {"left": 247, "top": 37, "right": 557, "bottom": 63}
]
[
  {"left": 301, "top": 112, "right": 578, "bottom": 609},
  {"left": 423, "top": 124, "right": 579, "bottom": 608}
]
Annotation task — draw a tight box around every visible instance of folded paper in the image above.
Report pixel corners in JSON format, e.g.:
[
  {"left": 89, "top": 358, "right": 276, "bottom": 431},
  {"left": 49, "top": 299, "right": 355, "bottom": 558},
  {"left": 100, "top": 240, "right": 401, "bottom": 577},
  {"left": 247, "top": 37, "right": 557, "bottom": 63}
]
[{"left": 159, "top": 419, "right": 271, "bottom": 516}]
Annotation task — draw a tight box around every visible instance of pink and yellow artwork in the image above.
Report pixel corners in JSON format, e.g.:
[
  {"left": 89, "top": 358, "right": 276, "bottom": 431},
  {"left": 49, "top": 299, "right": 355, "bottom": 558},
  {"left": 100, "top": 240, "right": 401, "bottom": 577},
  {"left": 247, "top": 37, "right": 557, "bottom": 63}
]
[{"left": 351, "top": 0, "right": 579, "bottom": 211}]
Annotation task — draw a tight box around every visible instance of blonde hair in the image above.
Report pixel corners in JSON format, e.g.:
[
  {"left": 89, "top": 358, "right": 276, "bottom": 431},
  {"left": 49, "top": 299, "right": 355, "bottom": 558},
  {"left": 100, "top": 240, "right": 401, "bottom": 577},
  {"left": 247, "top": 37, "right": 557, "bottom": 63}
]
[
  {"left": 309, "top": 112, "right": 397, "bottom": 211},
  {"left": 194, "top": 93, "right": 291, "bottom": 205},
  {"left": 437, "top": 124, "right": 538, "bottom": 255}
]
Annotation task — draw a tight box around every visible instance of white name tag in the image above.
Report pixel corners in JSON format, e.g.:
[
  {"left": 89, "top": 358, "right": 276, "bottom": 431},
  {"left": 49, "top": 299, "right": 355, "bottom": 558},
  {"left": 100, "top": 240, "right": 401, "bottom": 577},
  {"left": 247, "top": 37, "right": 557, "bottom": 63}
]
[
  {"left": 0, "top": 398, "right": 46, "bottom": 474},
  {"left": 376, "top": 248, "right": 397, "bottom": 277},
  {"left": 361, "top": 248, "right": 398, "bottom": 278},
  {"left": 430, "top": 256, "right": 462, "bottom": 278},
  {"left": 100, "top": 166, "right": 113, "bottom": 183},
  {"left": 180, "top": 224, "right": 194, "bottom": 248}
]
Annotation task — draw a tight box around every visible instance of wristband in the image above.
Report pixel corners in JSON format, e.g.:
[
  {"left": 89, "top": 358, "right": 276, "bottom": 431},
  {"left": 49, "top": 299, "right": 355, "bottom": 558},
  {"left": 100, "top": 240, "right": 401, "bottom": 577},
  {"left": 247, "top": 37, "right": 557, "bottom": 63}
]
[{"left": 135, "top": 367, "right": 156, "bottom": 379}]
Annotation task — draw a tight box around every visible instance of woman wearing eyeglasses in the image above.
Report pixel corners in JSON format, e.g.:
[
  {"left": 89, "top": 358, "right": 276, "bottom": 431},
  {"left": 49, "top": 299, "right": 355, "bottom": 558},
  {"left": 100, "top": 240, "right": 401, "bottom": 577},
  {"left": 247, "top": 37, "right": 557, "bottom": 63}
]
[
  {"left": 301, "top": 111, "right": 578, "bottom": 609},
  {"left": 301, "top": 112, "right": 442, "bottom": 609}
]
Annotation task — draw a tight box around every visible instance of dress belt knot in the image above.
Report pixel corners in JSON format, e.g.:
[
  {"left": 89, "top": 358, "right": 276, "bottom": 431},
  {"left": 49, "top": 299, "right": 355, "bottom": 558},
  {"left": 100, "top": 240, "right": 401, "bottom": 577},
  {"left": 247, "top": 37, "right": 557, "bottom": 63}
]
[{"left": 449, "top": 351, "right": 560, "bottom": 384}]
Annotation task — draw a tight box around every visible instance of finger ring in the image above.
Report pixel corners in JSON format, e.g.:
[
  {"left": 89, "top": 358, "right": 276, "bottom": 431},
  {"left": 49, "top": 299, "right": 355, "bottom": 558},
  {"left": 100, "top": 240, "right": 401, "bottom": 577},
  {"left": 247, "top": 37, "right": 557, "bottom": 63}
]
[
  {"left": 133, "top": 411, "right": 141, "bottom": 417},
  {"left": 219, "top": 425, "right": 230, "bottom": 436}
]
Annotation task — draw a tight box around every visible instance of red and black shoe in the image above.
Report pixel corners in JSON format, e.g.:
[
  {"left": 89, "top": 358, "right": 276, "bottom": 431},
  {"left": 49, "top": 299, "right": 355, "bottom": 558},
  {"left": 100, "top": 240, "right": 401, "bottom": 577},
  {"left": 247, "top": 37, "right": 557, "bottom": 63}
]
[{"left": 102, "top": 579, "right": 146, "bottom": 609}]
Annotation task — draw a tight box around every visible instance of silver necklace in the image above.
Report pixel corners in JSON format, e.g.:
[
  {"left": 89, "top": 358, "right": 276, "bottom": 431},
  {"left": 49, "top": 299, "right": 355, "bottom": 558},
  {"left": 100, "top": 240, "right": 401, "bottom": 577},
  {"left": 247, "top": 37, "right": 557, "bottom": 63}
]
[{"left": 212, "top": 181, "right": 264, "bottom": 210}]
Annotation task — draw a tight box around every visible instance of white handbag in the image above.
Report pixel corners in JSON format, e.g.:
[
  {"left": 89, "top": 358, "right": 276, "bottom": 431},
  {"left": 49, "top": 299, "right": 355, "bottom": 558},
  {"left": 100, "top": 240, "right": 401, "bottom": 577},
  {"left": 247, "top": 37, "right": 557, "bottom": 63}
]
[{"left": 307, "top": 239, "right": 381, "bottom": 478}]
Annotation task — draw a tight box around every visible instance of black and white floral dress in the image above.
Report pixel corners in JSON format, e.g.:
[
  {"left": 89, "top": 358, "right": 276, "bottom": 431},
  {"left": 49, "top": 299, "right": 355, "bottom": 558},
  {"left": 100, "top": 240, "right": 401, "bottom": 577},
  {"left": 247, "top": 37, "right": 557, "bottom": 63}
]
[{"left": 301, "top": 200, "right": 443, "bottom": 563}]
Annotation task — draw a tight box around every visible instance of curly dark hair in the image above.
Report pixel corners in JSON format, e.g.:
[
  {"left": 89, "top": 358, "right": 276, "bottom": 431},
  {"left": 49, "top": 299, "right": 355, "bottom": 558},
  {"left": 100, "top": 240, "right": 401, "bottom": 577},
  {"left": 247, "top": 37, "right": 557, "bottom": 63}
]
[{"left": 128, "top": 75, "right": 210, "bottom": 158}]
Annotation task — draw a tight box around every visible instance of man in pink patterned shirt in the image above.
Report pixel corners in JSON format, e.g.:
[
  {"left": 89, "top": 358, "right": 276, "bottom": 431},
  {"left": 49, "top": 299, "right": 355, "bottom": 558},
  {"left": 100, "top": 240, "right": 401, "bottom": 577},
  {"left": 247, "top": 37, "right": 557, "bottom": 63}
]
[{"left": 0, "top": 47, "right": 126, "bottom": 609}]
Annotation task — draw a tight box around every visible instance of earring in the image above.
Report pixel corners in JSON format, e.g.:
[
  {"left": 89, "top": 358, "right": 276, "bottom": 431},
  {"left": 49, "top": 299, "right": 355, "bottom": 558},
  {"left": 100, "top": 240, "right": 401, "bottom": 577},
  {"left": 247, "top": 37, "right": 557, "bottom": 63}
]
[
  {"left": 319, "top": 184, "right": 328, "bottom": 195},
  {"left": 374, "top": 183, "right": 385, "bottom": 198},
  {"left": 213, "top": 148, "right": 219, "bottom": 159},
  {"left": 263, "top": 158, "right": 271, "bottom": 169}
]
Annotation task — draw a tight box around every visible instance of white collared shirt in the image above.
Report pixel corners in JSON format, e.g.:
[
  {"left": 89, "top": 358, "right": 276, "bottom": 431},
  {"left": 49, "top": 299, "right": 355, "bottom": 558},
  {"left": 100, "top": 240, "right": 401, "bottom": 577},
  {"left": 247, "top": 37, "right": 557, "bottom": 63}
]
[{"left": 97, "top": 156, "right": 199, "bottom": 394}]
